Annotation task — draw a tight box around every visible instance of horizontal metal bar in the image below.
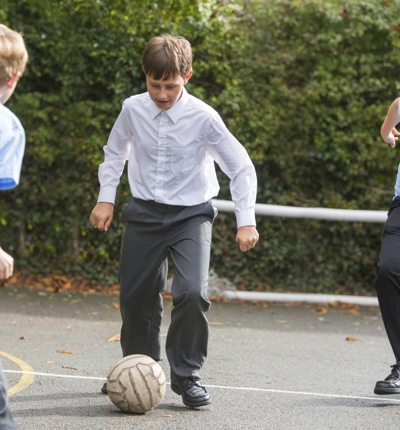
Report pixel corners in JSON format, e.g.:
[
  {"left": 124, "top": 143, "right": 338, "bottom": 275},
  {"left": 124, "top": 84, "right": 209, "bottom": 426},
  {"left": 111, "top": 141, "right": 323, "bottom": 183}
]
[
  {"left": 222, "top": 290, "right": 379, "bottom": 306},
  {"left": 211, "top": 199, "right": 388, "bottom": 223}
]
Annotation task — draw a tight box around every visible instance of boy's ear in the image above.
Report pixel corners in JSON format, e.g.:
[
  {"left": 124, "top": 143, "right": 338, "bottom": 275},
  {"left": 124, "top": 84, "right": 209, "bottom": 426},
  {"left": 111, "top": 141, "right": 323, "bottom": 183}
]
[
  {"left": 6, "top": 72, "right": 20, "bottom": 88},
  {"left": 183, "top": 70, "right": 192, "bottom": 85}
]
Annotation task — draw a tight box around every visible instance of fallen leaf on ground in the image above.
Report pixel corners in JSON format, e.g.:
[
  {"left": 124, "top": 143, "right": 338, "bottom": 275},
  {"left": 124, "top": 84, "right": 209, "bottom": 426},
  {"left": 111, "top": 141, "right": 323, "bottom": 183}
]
[
  {"left": 346, "top": 336, "right": 363, "bottom": 342},
  {"left": 316, "top": 307, "right": 327, "bottom": 314},
  {"left": 209, "top": 295, "right": 227, "bottom": 302},
  {"left": 161, "top": 414, "right": 172, "bottom": 417},
  {"left": 338, "top": 308, "right": 359, "bottom": 315},
  {"left": 56, "top": 349, "right": 74, "bottom": 354},
  {"left": 19, "top": 336, "right": 26, "bottom": 340},
  {"left": 112, "top": 303, "right": 119, "bottom": 309},
  {"left": 330, "top": 302, "right": 359, "bottom": 314},
  {"left": 1, "top": 271, "right": 121, "bottom": 294},
  {"left": 62, "top": 365, "right": 77, "bottom": 370},
  {"left": 107, "top": 334, "right": 120, "bottom": 342}
]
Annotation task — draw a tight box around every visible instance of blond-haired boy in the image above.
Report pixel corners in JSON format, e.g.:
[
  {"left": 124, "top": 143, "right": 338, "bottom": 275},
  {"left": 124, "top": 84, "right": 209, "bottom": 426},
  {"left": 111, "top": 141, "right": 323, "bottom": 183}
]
[
  {"left": 0, "top": 22, "right": 28, "bottom": 429},
  {"left": 0, "top": 23, "right": 27, "bottom": 191},
  {"left": 90, "top": 34, "right": 259, "bottom": 408}
]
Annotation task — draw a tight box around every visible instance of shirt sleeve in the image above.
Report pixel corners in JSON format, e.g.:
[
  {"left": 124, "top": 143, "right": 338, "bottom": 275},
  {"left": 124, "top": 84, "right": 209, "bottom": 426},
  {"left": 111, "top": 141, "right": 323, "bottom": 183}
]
[
  {"left": 0, "top": 122, "right": 25, "bottom": 190},
  {"left": 97, "top": 104, "right": 132, "bottom": 204},
  {"left": 205, "top": 117, "right": 257, "bottom": 228}
]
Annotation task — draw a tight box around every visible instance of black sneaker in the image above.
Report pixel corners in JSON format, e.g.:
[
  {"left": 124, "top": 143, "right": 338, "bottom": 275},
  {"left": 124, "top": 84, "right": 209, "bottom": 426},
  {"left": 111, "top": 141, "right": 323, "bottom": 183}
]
[
  {"left": 171, "top": 377, "right": 212, "bottom": 408},
  {"left": 374, "top": 365, "right": 400, "bottom": 395},
  {"left": 101, "top": 383, "right": 108, "bottom": 394}
]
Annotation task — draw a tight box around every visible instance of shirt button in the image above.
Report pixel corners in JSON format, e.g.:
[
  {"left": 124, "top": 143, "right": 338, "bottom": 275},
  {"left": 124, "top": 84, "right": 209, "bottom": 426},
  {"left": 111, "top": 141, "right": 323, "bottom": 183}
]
[{"left": 157, "top": 180, "right": 162, "bottom": 185}]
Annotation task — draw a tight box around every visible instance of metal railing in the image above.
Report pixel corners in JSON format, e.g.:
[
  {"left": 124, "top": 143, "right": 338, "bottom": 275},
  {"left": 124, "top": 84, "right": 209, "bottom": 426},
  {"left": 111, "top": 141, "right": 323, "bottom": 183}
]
[
  {"left": 211, "top": 199, "right": 384, "bottom": 305},
  {"left": 212, "top": 199, "right": 388, "bottom": 223}
]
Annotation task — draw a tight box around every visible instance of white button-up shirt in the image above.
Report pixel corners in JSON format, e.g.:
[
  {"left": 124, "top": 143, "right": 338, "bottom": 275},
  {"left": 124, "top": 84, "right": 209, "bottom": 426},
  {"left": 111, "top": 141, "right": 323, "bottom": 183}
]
[{"left": 98, "top": 88, "right": 257, "bottom": 228}]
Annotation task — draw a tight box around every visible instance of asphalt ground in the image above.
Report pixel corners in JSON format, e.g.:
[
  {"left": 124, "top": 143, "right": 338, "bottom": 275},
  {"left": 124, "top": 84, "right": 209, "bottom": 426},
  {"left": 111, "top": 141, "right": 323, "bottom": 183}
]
[{"left": 1, "top": 285, "right": 400, "bottom": 430}]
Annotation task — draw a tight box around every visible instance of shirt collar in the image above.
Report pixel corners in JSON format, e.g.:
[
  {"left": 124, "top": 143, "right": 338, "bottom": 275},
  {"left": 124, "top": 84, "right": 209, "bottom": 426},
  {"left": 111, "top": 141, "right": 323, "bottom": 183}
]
[{"left": 149, "top": 87, "right": 189, "bottom": 123}]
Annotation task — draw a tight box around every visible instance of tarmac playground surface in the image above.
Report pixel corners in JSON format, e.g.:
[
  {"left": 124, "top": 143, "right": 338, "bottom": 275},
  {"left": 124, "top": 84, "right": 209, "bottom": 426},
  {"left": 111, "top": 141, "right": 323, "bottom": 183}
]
[{"left": 1, "top": 284, "right": 400, "bottom": 430}]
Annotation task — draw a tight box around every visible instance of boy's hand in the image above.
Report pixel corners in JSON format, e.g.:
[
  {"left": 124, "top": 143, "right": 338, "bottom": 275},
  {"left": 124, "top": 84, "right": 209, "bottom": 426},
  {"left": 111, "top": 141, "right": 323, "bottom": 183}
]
[
  {"left": 0, "top": 247, "right": 14, "bottom": 279},
  {"left": 387, "top": 127, "right": 400, "bottom": 148},
  {"left": 236, "top": 226, "right": 259, "bottom": 252},
  {"left": 90, "top": 202, "right": 114, "bottom": 232}
]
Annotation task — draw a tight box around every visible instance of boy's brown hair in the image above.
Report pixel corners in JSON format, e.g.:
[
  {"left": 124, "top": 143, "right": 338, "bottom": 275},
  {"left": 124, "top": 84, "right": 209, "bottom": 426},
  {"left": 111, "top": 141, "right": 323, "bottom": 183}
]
[
  {"left": 0, "top": 24, "right": 28, "bottom": 86},
  {"left": 142, "top": 34, "right": 192, "bottom": 80}
]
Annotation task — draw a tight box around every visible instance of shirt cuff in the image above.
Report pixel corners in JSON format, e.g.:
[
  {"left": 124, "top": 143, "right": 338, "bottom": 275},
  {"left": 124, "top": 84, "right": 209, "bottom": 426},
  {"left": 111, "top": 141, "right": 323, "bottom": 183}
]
[
  {"left": 0, "top": 178, "right": 18, "bottom": 190},
  {"left": 97, "top": 186, "right": 117, "bottom": 204},
  {"left": 235, "top": 210, "right": 256, "bottom": 229}
]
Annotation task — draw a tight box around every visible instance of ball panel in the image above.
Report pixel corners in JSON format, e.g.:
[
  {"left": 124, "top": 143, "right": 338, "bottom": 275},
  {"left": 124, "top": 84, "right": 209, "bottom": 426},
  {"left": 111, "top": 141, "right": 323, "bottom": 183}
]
[{"left": 107, "top": 354, "right": 166, "bottom": 413}]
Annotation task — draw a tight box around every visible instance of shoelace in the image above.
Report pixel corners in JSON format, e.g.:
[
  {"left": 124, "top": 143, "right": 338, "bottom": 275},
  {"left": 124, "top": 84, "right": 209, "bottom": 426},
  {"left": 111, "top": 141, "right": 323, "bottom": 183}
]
[
  {"left": 391, "top": 365, "right": 400, "bottom": 377},
  {"left": 186, "top": 377, "right": 200, "bottom": 386},
  {"left": 184, "top": 377, "right": 207, "bottom": 392}
]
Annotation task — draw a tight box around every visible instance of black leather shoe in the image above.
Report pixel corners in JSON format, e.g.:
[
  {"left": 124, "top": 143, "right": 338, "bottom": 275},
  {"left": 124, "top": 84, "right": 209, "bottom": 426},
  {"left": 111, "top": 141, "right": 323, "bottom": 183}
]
[
  {"left": 375, "top": 365, "right": 400, "bottom": 395},
  {"left": 101, "top": 383, "right": 108, "bottom": 394},
  {"left": 171, "top": 377, "right": 212, "bottom": 408}
]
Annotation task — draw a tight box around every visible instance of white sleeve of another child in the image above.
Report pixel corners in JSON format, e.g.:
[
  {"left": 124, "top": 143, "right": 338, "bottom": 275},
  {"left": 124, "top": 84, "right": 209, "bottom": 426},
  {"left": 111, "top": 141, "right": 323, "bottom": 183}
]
[
  {"left": 0, "top": 123, "right": 25, "bottom": 190},
  {"left": 393, "top": 99, "right": 400, "bottom": 197}
]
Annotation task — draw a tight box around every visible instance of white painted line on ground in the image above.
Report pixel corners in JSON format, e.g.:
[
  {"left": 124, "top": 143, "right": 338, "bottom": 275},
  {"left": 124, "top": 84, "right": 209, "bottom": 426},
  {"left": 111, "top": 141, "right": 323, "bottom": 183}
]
[
  {"left": 4, "top": 370, "right": 106, "bottom": 381},
  {"left": 4, "top": 370, "right": 400, "bottom": 404},
  {"left": 206, "top": 384, "right": 400, "bottom": 403}
]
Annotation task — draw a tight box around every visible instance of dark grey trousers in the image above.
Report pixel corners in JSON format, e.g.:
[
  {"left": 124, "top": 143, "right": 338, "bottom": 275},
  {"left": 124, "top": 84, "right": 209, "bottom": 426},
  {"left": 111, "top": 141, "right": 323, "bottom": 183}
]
[
  {"left": 118, "top": 197, "right": 216, "bottom": 381},
  {"left": 375, "top": 196, "right": 400, "bottom": 364},
  {"left": 0, "top": 361, "right": 17, "bottom": 430}
]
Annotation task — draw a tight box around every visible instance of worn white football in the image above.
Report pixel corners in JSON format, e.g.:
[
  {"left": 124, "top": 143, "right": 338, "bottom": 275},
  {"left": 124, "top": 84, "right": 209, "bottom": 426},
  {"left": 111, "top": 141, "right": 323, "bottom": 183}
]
[{"left": 106, "top": 354, "right": 166, "bottom": 413}]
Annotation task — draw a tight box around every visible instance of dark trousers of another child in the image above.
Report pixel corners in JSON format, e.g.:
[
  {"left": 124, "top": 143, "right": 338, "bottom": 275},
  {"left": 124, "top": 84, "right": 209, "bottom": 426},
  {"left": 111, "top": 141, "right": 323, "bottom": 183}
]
[
  {"left": 0, "top": 361, "right": 17, "bottom": 430},
  {"left": 118, "top": 197, "right": 217, "bottom": 382},
  {"left": 375, "top": 196, "right": 400, "bottom": 365}
]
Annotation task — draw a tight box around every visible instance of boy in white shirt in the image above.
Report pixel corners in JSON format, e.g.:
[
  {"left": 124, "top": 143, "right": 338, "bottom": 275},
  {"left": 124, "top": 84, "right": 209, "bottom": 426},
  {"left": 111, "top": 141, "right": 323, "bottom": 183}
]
[
  {"left": 0, "top": 22, "right": 28, "bottom": 430},
  {"left": 90, "top": 34, "right": 259, "bottom": 408}
]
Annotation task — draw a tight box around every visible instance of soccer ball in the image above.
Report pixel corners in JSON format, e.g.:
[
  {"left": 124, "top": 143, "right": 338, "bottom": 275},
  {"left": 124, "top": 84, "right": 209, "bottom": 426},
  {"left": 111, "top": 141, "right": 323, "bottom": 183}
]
[{"left": 106, "top": 354, "right": 166, "bottom": 414}]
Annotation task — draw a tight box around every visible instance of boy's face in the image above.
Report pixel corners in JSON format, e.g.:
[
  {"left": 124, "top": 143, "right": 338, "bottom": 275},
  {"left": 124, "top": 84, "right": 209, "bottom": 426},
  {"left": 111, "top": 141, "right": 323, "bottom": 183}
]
[{"left": 146, "top": 71, "right": 192, "bottom": 110}]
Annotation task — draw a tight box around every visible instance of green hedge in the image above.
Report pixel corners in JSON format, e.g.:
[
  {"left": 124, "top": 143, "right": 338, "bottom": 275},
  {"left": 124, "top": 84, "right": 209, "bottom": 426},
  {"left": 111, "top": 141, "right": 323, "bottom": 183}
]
[{"left": 1, "top": 0, "right": 400, "bottom": 294}]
